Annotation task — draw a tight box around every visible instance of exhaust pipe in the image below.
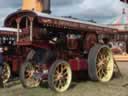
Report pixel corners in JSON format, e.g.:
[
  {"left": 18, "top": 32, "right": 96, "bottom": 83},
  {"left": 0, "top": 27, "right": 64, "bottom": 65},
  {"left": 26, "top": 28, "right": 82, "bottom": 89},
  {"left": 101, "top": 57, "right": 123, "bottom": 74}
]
[{"left": 22, "top": 0, "right": 51, "bottom": 14}]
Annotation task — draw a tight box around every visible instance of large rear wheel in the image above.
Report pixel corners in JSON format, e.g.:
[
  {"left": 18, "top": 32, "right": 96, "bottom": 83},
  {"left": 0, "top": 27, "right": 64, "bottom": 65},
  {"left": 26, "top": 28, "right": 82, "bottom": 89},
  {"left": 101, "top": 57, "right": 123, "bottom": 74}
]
[
  {"left": 88, "top": 44, "right": 114, "bottom": 82},
  {"left": 48, "top": 60, "right": 72, "bottom": 92}
]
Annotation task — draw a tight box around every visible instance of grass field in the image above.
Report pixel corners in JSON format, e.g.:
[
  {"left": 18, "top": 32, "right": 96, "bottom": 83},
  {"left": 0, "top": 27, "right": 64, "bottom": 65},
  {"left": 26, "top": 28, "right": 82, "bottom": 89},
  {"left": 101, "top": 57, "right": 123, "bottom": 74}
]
[{"left": 0, "top": 62, "right": 128, "bottom": 96}]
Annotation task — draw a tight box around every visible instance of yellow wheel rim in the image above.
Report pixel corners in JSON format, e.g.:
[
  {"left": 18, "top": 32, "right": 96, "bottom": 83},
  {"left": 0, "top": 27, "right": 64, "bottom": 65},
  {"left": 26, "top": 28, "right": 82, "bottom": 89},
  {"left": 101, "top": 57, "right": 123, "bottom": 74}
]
[
  {"left": 88, "top": 44, "right": 114, "bottom": 82},
  {"left": 96, "top": 47, "right": 114, "bottom": 82},
  {"left": 48, "top": 60, "right": 72, "bottom": 92}
]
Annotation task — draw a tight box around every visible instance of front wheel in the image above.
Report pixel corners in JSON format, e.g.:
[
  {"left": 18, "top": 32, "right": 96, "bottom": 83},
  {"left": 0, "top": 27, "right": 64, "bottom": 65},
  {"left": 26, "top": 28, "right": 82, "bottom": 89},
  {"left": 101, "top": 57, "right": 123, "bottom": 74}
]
[
  {"left": 20, "top": 61, "right": 40, "bottom": 88},
  {"left": 48, "top": 60, "right": 72, "bottom": 92}
]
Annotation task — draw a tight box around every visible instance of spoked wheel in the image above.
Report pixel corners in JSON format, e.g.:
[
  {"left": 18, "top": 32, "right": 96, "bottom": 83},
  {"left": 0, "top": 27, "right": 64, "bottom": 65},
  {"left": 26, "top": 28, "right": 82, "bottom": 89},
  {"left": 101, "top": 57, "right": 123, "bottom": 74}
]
[
  {"left": 88, "top": 44, "right": 114, "bottom": 82},
  {"left": 48, "top": 60, "right": 72, "bottom": 92},
  {"left": 20, "top": 49, "right": 41, "bottom": 88},
  {"left": 20, "top": 61, "right": 40, "bottom": 88},
  {"left": 1, "top": 62, "right": 11, "bottom": 84}
]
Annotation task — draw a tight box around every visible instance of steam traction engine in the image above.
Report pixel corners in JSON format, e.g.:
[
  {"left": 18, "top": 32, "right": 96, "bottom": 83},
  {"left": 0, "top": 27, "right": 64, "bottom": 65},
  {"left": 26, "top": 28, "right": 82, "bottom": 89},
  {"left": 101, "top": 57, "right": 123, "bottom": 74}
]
[
  {"left": 2, "top": 9, "right": 117, "bottom": 92},
  {"left": 0, "top": 0, "right": 118, "bottom": 92}
]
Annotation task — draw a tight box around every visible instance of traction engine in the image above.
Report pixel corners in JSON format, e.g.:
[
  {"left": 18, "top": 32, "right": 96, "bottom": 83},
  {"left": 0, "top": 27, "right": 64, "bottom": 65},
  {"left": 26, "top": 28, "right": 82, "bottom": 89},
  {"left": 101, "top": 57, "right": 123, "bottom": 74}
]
[{"left": 0, "top": 0, "right": 117, "bottom": 92}]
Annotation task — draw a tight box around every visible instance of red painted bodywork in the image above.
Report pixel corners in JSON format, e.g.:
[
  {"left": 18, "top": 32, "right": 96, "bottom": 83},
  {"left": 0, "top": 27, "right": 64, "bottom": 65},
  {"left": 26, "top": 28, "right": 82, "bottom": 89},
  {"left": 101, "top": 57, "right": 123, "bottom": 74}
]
[
  {"left": 69, "top": 58, "right": 88, "bottom": 71},
  {"left": 4, "top": 55, "right": 23, "bottom": 72},
  {"left": 0, "top": 10, "right": 117, "bottom": 78}
]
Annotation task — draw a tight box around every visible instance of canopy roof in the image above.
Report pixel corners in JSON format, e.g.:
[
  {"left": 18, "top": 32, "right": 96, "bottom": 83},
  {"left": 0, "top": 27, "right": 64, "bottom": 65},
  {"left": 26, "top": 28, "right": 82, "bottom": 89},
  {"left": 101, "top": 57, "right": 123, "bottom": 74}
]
[
  {"left": 105, "top": 10, "right": 128, "bottom": 31},
  {"left": 108, "top": 15, "right": 128, "bottom": 25},
  {"left": 4, "top": 10, "right": 117, "bottom": 34}
]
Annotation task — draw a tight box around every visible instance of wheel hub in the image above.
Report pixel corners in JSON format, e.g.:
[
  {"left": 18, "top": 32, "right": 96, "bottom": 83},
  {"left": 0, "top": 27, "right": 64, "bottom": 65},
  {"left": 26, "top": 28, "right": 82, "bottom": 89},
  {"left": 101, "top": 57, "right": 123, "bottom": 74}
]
[
  {"left": 48, "top": 60, "right": 72, "bottom": 92},
  {"left": 56, "top": 73, "right": 63, "bottom": 80}
]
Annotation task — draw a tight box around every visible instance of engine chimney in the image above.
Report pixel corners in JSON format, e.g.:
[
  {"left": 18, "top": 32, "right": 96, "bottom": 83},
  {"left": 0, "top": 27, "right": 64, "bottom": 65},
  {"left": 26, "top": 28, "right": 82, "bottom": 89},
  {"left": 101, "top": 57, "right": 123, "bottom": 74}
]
[{"left": 22, "top": 0, "right": 51, "bottom": 14}]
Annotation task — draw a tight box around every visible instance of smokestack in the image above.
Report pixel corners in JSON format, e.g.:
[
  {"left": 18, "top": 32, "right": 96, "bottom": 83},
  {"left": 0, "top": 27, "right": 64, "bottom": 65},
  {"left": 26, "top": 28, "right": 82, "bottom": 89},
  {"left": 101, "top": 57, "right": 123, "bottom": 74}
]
[
  {"left": 43, "top": 0, "right": 51, "bottom": 14},
  {"left": 22, "top": 0, "right": 51, "bottom": 14}
]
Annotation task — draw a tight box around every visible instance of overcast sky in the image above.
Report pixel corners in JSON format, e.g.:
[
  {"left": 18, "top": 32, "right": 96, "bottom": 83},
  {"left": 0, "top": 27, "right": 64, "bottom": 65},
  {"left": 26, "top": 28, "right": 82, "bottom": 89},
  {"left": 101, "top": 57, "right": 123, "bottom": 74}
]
[{"left": 0, "top": 0, "right": 126, "bottom": 26}]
